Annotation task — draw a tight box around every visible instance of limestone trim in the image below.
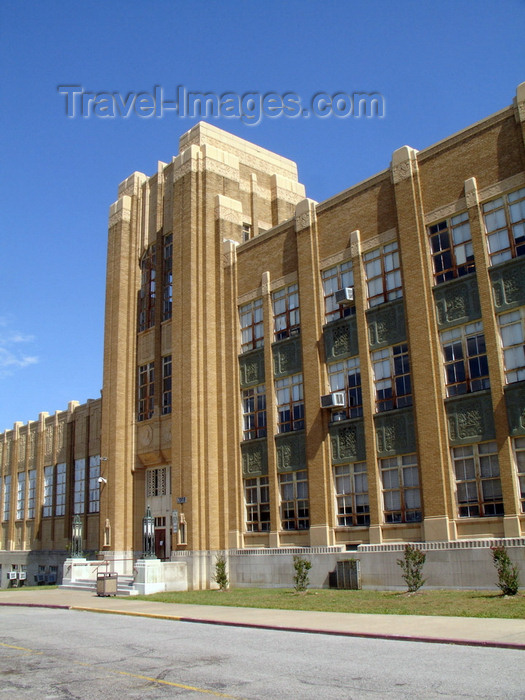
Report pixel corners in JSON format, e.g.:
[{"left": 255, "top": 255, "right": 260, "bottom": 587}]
[
  {"left": 391, "top": 145, "right": 419, "bottom": 184},
  {"left": 514, "top": 81, "right": 525, "bottom": 123},
  {"left": 319, "top": 248, "right": 353, "bottom": 271},
  {"left": 108, "top": 196, "right": 132, "bottom": 227},
  {"left": 359, "top": 227, "right": 397, "bottom": 254},
  {"left": 118, "top": 171, "right": 148, "bottom": 198},
  {"left": 214, "top": 194, "right": 243, "bottom": 225},
  {"left": 269, "top": 271, "right": 298, "bottom": 293}
]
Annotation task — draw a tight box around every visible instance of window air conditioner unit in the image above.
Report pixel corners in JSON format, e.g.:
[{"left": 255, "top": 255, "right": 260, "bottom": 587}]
[
  {"left": 7, "top": 572, "right": 17, "bottom": 580},
  {"left": 334, "top": 287, "right": 354, "bottom": 305},
  {"left": 320, "top": 392, "right": 346, "bottom": 408},
  {"left": 18, "top": 572, "right": 27, "bottom": 580}
]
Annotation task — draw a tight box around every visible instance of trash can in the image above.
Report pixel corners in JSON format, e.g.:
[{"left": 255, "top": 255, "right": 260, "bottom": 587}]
[{"left": 96, "top": 572, "right": 118, "bottom": 596}]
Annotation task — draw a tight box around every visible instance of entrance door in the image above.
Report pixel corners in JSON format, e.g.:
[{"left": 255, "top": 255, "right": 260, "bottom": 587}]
[{"left": 155, "top": 529, "right": 166, "bottom": 560}]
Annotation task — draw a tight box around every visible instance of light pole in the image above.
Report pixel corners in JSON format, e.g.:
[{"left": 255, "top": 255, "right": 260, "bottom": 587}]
[
  {"left": 71, "top": 514, "right": 83, "bottom": 558},
  {"left": 142, "top": 505, "right": 156, "bottom": 558}
]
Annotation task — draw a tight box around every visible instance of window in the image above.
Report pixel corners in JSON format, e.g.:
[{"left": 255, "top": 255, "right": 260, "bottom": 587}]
[
  {"left": 334, "top": 462, "right": 369, "bottom": 526},
  {"left": 275, "top": 373, "right": 304, "bottom": 433},
  {"left": 483, "top": 187, "right": 525, "bottom": 265},
  {"left": 441, "top": 322, "right": 490, "bottom": 396},
  {"left": 279, "top": 470, "right": 309, "bottom": 530},
  {"left": 381, "top": 454, "right": 421, "bottom": 523},
  {"left": 55, "top": 463, "right": 66, "bottom": 516},
  {"left": 27, "top": 469, "right": 36, "bottom": 519},
  {"left": 162, "top": 234, "right": 173, "bottom": 321},
  {"left": 16, "top": 472, "right": 25, "bottom": 520},
  {"left": 73, "top": 458, "right": 86, "bottom": 515},
  {"left": 138, "top": 362, "right": 155, "bottom": 421},
  {"left": 364, "top": 241, "right": 402, "bottom": 307},
  {"left": 244, "top": 476, "right": 270, "bottom": 531},
  {"left": 498, "top": 308, "right": 525, "bottom": 383},
  {"left": 328, "top": 357, "right": 363, "bottom": 419},
  {"left": 240, "top": 298, "right": 264, "bottom": 353},
  {"left": 371, "top": 344, "right": 412, "bottom": 412},
  {"left": 242, "top": 384, "right": 267, "bottom": 440},
  {"left": 88, "top": 456, "right": 100, "bottom": 513},
  {"left": 43, "top": 466, "right": 54, "bottom": 517},
  {"left": 428, "top": 212, "right": 474, "bottom": 284},
  {"left": 452, "top": 442, "right": 503, "bottom": 517},
  {"left": 322, "top": 261, "right": 355, "bottom": 322},
  {"left": 146, "top": 467, "right": 168, "bottom": 497},
  {"left": 273, "top": 283, "right": 300, "bottom": 340},
  {"left": 514, "top": 437, "right": 525, "bottom": 513},
  {"left": 138, "top": 244, "right": 156, "bottom": 331},
  {"left": 2, "top": 475, "right": 11, "bottom": 521},
  {"left": 162, "top": 355, "right": 172, "bottom": 415},
  {"left": 242, "top": 222, "right": 252, "bottom": 242}
]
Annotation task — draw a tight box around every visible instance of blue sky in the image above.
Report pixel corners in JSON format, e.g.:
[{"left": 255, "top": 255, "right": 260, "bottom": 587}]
[{"left": 0, "top": 0, "right": 524, "bottom": 431}]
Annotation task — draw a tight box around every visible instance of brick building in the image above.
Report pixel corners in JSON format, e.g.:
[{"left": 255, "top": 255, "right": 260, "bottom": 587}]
[{"left": 1, "top": 83, "right": 524, "bottom": 588}]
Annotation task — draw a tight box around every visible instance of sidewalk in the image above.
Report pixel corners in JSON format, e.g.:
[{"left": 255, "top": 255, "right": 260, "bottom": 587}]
[{"left": 1, "top": 587, "right": 524, "bottom": 650}]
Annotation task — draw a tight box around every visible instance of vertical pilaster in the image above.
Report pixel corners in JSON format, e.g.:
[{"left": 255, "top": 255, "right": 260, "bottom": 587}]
[
  {"left": 391, "top": 145, "right": 452, "bottom": 541},
  {"left": 294, "top": 198, "right": 333, "bottom": 545}
]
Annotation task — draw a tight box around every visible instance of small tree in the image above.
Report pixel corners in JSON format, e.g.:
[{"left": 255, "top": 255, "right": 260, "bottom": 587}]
[
  {"left": 293, "top": 555, "right": 312, "bottom": 593},
  {"left": 397, "top": 544, "right": 426, "bottom": 593},
  {"left": 213, "top": 553, "right": 229, "bottom": 591},
  {"left": 491, "top": 545, "right": 520, "bottom": 596}
]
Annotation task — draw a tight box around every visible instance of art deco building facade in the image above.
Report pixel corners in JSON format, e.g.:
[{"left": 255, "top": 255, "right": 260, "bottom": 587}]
[{"left": 1, "top": 84, "right": 525, "bottom": 587}]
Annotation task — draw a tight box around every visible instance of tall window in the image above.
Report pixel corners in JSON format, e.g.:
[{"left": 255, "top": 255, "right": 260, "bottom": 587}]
[
  {"left": 242, "top": 385, "right": 267, "bottom": 440},
  {"left": 16, "top": 472, "right": 26, "bottom": 520},
  {"left": 240, "top": 298, "right": 264, "bottom": 353},
  {"left": 138, "top": 244, "right": 156, "bottom": 332},
  {"left": 244, "top": 476, "right": 270, "bottom": 531},
  {"left": 275, "top": 373, "right": 304, "bottom": 433},
  {"left": 428, "top": 212, "right": 474, "bottom": 284},
  {"left": 138, "top": 362, "right": 155, "bottom": 421},
  {"left": 73, "top": 458, "right": 86, "bottom": 515},
  {"left": 440, "top": 322, "right": 490, "bottom": 396},
  {"left": 27, "top": 469, "right": 36, "bottom": 519},
  {"left": 381, "top": 454, "right": 421, "bottom": 523},
  {"left": 88, "top": 456, "right": 100, "bottom": 514},
  {"left": 483, "top": 187, "right": 525, "bottom": 265},
  {"left": 364, "top": 241, "right": 402, "bottom": 307},
  {"left": 322, "top": 261, "right": 355, "bottom": 322},
  {"left": 452, "top": 442, "right": 503, "bottom": 517},
  {"left": 273, "top": 283, "right": 300, "bottom": 340},
  {"left": 43, "top": 465, "right": 54, "bottom": 517},
  {"left": 55, "top": 463, "right": 66, "bottom": 516},
  {"left": 514, "top": 437, "right": 525, "bottom": 513},
  {"left": 498, "top": 308, "right": 525, "bottom": 383},
  {"left": 162, "top": 234, "right": 173, "bottom": 321},
  {"left": 162, "top": 355, "right": 172, "bottom": 415},
  {"left": 328, "top": 357, "right": 363, "bottom": 419},
  {"left": 371, "top": 344, "right": 412, "bottom": 412},
  {"left": 279, "top": 470, "right": 309, "bottom": 530},
  {"left": 3, "top": 475, "right": 11, "bottom": 521},
  {"left": 334, "top": 462, "right": 369, "bottom": 526}
]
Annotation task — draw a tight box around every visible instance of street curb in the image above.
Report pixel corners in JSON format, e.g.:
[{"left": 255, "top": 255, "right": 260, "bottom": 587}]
[{"left": 69, "top": 605, "right": 525, "bottom": 651}]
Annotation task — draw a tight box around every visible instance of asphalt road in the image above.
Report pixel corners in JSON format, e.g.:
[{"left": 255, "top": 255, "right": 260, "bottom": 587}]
[{"left": 0, "top": 607, "right": 523, "bottom": 699}]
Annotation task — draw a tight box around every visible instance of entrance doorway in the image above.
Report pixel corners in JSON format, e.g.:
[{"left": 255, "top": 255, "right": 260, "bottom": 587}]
[{"left": 155, "top": 528, "right": 166, "bottom": 560}]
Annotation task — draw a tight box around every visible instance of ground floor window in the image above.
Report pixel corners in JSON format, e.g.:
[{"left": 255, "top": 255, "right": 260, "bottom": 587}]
[
  {"left": 380, "top": 454, "right": 421, "bottom": 523},
  {"left": 279, "top": 470, "right": 309, "bottom": 530},
  {"left": 244, "top": 476, "right": 270, "bottom": 532},
  {"left": 452, "top": 442, "right": 503, "bottom": 517},
  {"left": 334, "top": 462, "right": 370, "bottom": 526},
  {"left": 513, "top": 437, "right": 525, "bottom": 513}
]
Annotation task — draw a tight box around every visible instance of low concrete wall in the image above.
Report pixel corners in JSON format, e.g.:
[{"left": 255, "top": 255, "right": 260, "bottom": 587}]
[{"left": 173, "top": 539, "right": 525, "bottom": 591}]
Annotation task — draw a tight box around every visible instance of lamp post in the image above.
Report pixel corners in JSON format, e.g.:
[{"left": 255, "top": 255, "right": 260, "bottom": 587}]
[
  {"left": 71, "top": 514, "right": 83, "bottom": 558},
  {"left": 142, "top": 505, "right": 156, "bottom": 558}
]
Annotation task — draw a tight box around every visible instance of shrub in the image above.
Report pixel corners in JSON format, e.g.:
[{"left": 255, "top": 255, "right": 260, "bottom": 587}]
[
  {"left": 213, "top": 554, "right": 229, "bottom": 591},
  {"left": 491, "top": 545, "right": 520, "bottom": 596},
  {"left": 293, "top": 555, "right": 312, "bottom": 592},
  {"left": 397, "top": 544, "right": 426, "bottom": 593}
]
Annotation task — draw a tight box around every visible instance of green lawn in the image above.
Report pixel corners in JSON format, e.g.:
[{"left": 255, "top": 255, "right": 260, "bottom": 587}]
[{"left": 131, "top": 587, "right": 525, "bottom": 619}]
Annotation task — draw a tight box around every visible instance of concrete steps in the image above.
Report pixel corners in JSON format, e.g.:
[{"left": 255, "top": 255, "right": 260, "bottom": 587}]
[{"left": 60, "top": 576, "right": 139, "bottom": 596}]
